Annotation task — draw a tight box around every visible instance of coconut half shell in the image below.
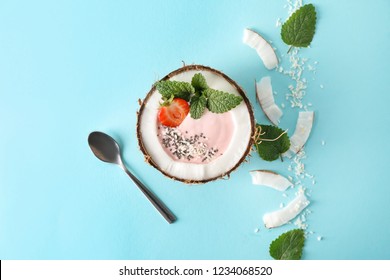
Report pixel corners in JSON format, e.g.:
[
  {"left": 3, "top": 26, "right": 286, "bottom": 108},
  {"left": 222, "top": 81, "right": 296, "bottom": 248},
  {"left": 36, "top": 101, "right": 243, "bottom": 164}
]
[{"left": 136, "top": 65, "right": 255, "bottom": 184}]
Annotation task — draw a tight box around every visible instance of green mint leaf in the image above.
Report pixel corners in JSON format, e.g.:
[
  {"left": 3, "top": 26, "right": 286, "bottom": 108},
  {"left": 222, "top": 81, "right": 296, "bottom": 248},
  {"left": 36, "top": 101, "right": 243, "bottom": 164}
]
[
  {"left": 205, "top": 88, "right": 242, "bottom": 114},
  {"left": 155, "top": 80, "right": 194, "bottom": 102},
  {"left": 269, "top": 229, "right": 305, "bottom": 260},
  {"left": 191, "top": 73, "right": 208, "bottom": 94},
  {"left": 190, "top": 94, "right": 207, "bottom": 119},
  {"left": 255, "top": 124, "right": 290, "bottom": 161},
  {"left": 281, "top": 4, "right": 317, "bottom": 49}
]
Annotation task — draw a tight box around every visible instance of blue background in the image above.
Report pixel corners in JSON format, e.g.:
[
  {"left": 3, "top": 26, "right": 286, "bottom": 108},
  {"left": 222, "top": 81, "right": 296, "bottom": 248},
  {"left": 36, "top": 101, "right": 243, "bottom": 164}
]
[{"left": 1, "top": 0, "right": 389, "bottom": 259}]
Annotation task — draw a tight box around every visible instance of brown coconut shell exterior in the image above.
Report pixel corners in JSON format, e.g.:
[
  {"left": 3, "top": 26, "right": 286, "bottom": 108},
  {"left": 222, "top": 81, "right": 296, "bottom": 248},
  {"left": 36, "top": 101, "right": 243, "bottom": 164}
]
[{"left": 136, "top": 64, "right": 255, "bottom": 184}]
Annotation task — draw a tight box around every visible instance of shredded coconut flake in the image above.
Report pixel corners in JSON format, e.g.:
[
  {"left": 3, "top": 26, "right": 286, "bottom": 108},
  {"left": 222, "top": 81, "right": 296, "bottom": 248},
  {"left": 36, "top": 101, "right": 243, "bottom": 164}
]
[
  {"left": 294, "top": 216, "right": 307, "bottom": 229},
  {"left": 286, "top": 0, "right": 303, "bottom": 15},
  {"left": 276, "top": 17, "right": 282, "bottom": 27}
]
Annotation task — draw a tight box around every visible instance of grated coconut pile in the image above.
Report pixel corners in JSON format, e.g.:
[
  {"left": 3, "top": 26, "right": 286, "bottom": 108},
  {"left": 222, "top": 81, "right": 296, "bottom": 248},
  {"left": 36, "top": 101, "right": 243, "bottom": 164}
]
[{"left": 277, "top": 0, "right": 323, "bottom": 240}]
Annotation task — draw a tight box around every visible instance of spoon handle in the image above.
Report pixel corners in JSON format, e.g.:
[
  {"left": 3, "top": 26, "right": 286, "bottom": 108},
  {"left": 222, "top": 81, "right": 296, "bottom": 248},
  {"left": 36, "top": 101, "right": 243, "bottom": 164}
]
[{"left": 123, "top": 168, "right": 177, "bottom": 224}]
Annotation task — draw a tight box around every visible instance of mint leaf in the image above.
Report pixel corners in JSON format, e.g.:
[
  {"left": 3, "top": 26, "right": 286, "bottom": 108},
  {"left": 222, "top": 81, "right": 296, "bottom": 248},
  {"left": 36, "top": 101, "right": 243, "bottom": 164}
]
[
  {"left": 190, "top": 94, "right": 207, "bottom": 119},
  {"left": 269, "top": 229, "right": 305, "bottom": 260},
  {"left": 281, "top": 4, "right": 316, "bottom": 49},
  {"left": 155, "top": 80, "right": 194, "bottom": 102},
  {"left": 205, "top": 89, "right": 242, "bottom": 114},
  {"left": 191, "top": 73, "right": 208, "bottom": 94},
  {"left": 255, "top": 124, "right": 290, "bottom": 161}
]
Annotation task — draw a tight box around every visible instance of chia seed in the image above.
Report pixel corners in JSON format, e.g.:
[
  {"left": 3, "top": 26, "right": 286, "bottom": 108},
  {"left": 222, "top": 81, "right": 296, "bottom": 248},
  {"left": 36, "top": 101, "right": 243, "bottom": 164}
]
[{"left": 159, "top": 127, "right": 219, "bottom": 162}]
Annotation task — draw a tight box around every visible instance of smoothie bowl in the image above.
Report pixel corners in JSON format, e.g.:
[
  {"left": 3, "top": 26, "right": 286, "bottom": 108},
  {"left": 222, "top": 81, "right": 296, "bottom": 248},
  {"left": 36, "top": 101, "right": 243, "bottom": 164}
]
[{"left": 136, "top": 65, "right": 255, "bottom": 184}]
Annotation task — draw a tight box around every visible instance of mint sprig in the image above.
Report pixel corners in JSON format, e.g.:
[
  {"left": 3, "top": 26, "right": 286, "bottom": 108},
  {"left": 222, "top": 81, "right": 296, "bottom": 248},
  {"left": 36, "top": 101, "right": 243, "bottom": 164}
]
[
  {"left": 155, "top": 73, "right": 242, "bottom": 119},
  {"left": 269, "top": 229, "right": 305, "bottom": 260},
  {"left": 281, "top": 4, "right": 317, "bottom": 52},
  {"left": 255, "top": 124, "right": 290, "bottom": 161}
]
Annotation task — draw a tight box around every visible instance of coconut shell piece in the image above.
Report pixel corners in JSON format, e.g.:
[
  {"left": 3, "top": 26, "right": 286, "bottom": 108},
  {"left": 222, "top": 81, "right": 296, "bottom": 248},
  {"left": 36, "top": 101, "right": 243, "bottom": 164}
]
[
  {"left": 288, "top": 111, "right": 314, "bottom": 155},
  {"left": 255, "top": 76, "right": 283, "bottom": 125},
  {"left": 263, "top": 192, "right": 310, "bottom": 228},
  {"left": 243, "top": 28, "right": 278, "bottom": 70},
  {"left": 250, "top": 170, "right": 292, "bottom": 191}
]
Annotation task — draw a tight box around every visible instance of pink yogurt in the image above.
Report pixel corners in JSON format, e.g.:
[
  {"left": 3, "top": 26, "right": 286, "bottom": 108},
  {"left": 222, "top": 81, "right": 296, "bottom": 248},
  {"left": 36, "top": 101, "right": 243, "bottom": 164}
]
[{"left": 157, "top": 110, "right": 235, "bottom": 164}]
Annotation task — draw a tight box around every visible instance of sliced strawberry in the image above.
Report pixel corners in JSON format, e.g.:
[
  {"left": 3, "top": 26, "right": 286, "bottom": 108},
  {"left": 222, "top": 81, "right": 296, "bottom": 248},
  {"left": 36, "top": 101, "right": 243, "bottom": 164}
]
[{"left": 158, "top": 98, "right": 190, "bottom": 127}]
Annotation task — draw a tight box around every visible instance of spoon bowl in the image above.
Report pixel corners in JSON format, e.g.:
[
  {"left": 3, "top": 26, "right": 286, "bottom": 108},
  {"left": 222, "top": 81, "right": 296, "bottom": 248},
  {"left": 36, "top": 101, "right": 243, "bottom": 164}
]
[{"left": 88, "top": 132, "right": 122, "bottom": 164}]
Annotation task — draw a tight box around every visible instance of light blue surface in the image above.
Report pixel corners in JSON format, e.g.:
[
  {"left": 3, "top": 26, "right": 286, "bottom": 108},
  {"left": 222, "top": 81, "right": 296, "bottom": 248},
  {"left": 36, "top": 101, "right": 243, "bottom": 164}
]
[{"left": 1, "top": 0, "right": 389, "bottom": 260}]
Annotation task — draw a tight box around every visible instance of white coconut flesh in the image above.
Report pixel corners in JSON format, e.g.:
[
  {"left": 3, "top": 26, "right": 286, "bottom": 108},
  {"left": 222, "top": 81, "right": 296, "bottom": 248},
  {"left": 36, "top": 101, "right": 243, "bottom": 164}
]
[
  {"left": 137, "top": 66, "right": 254, "bottom": 183},
  {"left": 250, "top": 170, "right": 292, "bottom": 191},
  {"left": 243, "top": 28, "right": 278, "bottom": 70},
  {"left": 263, "top": 192, "right": 310, "bottom": 228},
  {"left": 255, "top": 76, "right": 283, "bottom": 125},
  {"left": 287, "top": 111, "right": 314, "bottom": 155}
]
